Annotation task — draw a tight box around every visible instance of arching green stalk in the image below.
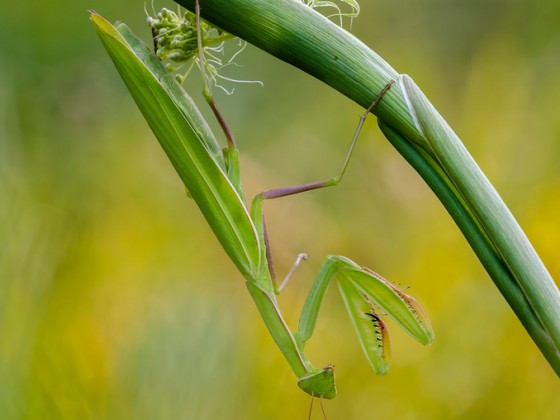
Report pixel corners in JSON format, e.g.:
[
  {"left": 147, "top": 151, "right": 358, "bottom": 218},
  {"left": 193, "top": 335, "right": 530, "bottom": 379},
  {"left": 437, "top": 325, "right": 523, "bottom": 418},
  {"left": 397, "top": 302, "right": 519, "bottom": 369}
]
[{"left": 174, "top": 0, "right": 560, "bottom": 375}]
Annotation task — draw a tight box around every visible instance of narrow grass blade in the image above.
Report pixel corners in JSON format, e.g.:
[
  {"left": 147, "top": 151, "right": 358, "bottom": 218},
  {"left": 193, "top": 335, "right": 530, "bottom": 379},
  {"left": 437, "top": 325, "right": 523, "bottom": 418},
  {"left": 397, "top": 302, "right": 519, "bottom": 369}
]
[
  {"left": 90, "top": 11, "right": 261, "bottom": 278},
  {"left": 400, "top": 75, "right": 560, "bottom": 352}
]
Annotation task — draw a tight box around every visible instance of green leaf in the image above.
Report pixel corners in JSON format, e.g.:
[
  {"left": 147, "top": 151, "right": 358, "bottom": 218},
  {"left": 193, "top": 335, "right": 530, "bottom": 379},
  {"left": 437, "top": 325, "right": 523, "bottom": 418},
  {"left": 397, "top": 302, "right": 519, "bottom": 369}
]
[{"left": 90, "top": 11, "right": 261, "bottom": 278}]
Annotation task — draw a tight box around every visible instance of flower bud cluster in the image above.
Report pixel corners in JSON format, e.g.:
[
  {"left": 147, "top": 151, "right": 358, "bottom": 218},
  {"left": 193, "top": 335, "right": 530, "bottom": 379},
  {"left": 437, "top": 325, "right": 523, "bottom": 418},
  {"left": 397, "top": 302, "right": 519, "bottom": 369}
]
[
  {"left": 147, "top": 8, "right": 198, "bottom": 64},
  {"left": 146, "top": 7, "right": 258, "bottom": 90}
]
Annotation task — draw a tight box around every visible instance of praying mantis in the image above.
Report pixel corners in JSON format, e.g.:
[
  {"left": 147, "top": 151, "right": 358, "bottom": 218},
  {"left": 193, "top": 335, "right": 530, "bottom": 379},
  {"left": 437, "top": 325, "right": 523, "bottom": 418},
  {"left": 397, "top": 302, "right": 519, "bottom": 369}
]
[{"left": 90, "top": 2, "right": 434, "bottom": 399}]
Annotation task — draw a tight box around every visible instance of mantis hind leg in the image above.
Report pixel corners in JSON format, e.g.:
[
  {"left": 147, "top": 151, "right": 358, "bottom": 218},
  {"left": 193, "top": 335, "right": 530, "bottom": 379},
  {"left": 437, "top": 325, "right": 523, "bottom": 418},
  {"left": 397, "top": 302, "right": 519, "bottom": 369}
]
[
  {"left": 258, "top": 80, "right": 395, "bottom": 201},
  {"left": 251, "top": 81, "right": 395, "bottom": 290}
]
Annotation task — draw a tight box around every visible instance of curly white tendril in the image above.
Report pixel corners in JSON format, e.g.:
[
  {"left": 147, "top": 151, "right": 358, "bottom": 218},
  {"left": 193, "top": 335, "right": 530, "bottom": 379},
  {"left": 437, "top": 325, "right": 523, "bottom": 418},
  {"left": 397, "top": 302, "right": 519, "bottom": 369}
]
[{"left": 300, "top": 0, "right": 360, "bottom": 27}]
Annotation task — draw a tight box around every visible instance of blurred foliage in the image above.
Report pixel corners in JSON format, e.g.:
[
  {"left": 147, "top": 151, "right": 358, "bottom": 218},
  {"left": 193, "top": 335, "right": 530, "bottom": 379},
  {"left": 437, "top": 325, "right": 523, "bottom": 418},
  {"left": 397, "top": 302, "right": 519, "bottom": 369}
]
[{"left": 1, "top": 0, "right": 559, "bottom": 418}]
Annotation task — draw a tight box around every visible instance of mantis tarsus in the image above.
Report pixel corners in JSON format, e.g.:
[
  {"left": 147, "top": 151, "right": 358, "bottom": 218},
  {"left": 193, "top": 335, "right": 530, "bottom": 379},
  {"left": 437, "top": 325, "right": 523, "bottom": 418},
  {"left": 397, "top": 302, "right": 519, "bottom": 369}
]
[{"left": 90, "top": 2, "right": 434, "bottom": 399}]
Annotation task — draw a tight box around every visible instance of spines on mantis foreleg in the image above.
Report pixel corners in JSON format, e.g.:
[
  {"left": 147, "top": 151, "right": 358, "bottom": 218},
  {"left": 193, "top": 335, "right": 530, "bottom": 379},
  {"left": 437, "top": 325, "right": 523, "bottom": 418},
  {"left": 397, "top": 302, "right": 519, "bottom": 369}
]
[
  {"left": 365, "top": 311, "right": 390, "bottom": 357},
  {"left": 347, "top": 266, "right": 435, "bottom": 345},
  {"left": 340, "top": 262, "right": 433, "bottom": 373},
  {"left": 338, "top": 278, "right": 391, "bottom": 374}
]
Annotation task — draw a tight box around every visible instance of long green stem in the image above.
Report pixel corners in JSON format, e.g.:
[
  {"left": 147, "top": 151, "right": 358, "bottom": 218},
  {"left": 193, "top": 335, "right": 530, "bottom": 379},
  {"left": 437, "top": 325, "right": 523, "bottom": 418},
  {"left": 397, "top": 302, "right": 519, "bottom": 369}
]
[
  {"left": 175, "top": 0, "right": 560, "bottom": 374},
  {"left": 379, "top": 121, "right": 558, "bottom": 370}
]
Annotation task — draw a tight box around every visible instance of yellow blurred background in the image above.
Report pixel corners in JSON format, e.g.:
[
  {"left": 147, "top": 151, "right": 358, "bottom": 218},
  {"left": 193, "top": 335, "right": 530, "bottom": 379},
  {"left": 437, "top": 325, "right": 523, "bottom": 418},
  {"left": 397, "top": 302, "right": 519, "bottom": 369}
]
[{"left": 1, "top": 1, "right": 559, "bottom": 418}]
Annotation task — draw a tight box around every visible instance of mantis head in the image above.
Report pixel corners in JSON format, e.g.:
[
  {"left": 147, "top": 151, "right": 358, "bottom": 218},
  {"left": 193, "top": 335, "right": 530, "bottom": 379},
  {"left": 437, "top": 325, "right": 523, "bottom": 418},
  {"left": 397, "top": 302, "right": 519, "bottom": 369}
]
[{"left": 297, "top": 364, "right": 337, "bottom": 399}]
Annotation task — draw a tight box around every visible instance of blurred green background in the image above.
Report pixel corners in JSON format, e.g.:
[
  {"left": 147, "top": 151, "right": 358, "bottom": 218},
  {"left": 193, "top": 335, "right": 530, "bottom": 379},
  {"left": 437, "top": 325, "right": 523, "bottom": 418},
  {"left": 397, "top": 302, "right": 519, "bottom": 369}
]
[{"left": 1, "top": 0, "right": 559, "bottom": 418}]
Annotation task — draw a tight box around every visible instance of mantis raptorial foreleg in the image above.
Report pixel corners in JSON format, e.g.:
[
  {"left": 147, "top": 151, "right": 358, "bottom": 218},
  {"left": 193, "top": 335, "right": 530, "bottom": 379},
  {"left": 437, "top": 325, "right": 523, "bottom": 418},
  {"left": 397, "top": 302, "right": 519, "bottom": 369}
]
[
  {"left": 296, "top": 255, "right": 433, "bottom": 375},
  {"left": 92, "top": 2, "right": 434, "bottom": 400}
]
